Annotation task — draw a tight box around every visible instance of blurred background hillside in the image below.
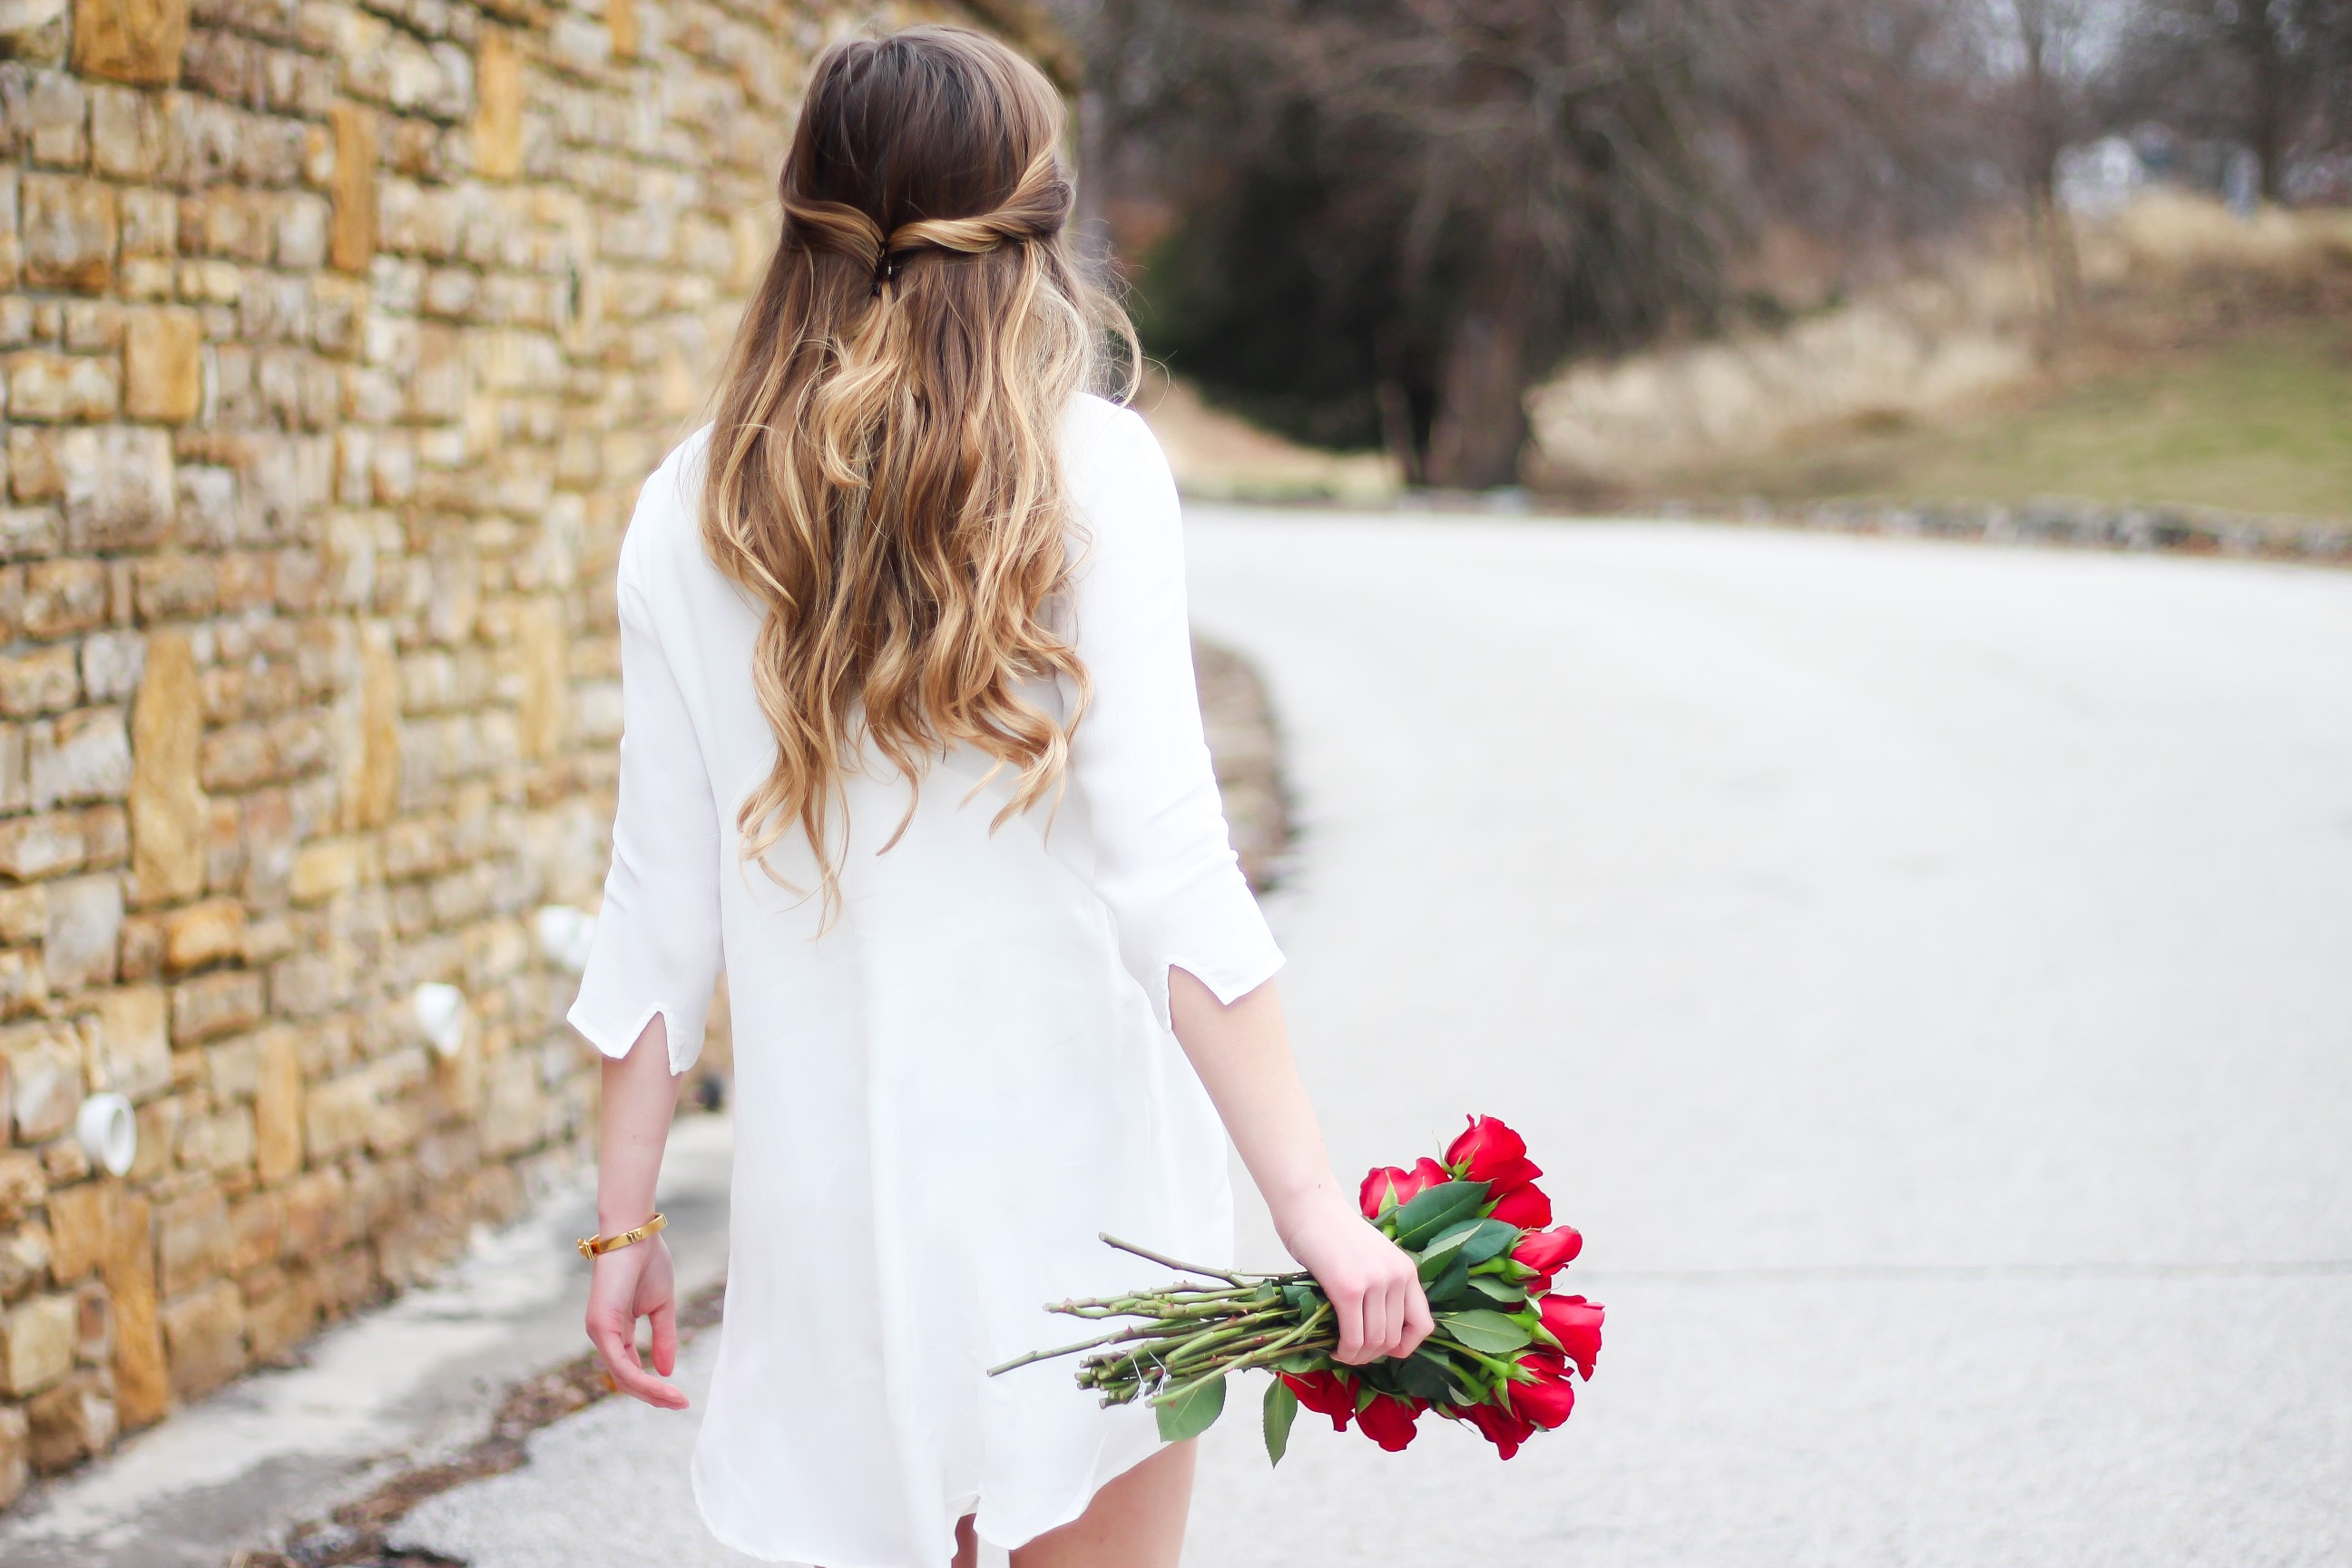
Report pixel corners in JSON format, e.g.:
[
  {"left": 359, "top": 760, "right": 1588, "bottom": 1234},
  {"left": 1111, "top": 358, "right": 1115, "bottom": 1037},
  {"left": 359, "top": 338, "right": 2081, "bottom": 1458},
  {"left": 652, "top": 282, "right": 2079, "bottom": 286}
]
[{"left": 1050, "top": 0, "right": 2352, "bottom": 528}]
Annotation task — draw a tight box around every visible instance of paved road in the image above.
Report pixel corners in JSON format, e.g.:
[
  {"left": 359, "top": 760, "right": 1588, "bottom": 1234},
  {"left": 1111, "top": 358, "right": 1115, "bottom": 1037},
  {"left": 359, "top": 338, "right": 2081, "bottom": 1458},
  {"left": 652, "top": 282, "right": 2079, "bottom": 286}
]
[{"left": 405, "top": 512, "right": 2351, "bottom": 1566}]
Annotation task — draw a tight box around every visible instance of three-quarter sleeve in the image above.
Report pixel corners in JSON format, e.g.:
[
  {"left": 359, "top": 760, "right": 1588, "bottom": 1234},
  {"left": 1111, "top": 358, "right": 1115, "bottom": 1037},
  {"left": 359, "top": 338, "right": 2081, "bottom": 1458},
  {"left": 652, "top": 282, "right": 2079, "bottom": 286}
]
[
  {"left": 566, "top": 525, "right": 724, "bottom": 1074},
  {"left": 1063, "top": 406, "right": 1284, "bottom": 1028}
]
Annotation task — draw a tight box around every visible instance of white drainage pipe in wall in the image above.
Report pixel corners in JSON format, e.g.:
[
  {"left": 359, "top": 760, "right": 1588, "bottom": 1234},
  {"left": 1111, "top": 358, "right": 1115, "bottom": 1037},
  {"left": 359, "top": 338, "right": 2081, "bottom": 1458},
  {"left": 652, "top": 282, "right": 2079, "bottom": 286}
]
[
  {"left": 534, "top": 905, "right": 596, "bottom": 973},
  {"left": 77, "top": 1093, "right": 138, "bottom": 1177},
  {"left": 412, "top": 982, "right": 470, "bottom": 1061}
]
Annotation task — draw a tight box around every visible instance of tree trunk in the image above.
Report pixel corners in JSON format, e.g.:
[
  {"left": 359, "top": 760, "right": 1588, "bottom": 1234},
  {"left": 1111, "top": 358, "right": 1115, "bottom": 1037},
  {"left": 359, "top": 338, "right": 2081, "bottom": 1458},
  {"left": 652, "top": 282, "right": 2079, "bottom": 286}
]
[{"left": 1422, "top": 309, "right": 1528, "bottom": 490}]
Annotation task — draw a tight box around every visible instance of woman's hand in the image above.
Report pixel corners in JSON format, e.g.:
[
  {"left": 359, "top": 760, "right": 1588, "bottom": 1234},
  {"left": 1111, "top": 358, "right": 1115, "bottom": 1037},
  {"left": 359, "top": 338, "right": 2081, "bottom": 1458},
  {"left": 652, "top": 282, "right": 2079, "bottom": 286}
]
[
  {"left": 1276, "top": 1188, "right": 1434, "bottom": 1365},
  {"left": 585, "top": 1234, "right": 687, "bottom": 1409}
]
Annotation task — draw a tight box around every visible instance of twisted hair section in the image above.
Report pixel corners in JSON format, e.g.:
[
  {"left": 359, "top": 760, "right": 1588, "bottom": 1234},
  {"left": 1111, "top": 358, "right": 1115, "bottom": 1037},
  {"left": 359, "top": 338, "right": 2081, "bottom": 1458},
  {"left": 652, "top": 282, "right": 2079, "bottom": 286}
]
[{"left": 700, "top": 26, "right": 1138, "bottom": 918}]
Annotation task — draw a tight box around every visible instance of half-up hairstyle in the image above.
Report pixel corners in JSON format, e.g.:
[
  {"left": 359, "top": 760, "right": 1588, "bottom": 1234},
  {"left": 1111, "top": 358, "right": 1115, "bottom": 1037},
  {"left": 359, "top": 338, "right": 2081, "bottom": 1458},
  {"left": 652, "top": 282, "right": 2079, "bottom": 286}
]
[{"left": 701, "top": 24, "right": 1137, "bottom": 914}]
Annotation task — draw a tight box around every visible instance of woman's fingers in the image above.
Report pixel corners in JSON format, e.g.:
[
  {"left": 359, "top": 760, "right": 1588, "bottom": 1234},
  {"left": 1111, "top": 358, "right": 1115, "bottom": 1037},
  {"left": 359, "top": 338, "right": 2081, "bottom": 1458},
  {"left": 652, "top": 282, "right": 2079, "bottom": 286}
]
[
  {"left": 592, "top": 1316, "right": 687, "bottom": 1408},
  {"left": 649, "top": 1296, "right": 679, "bottom": 1378},
  {"left": 1397, "top": 1272, "right": 1435, "bottom": 1357},
  {"left": 1330, "top": 1279, "right": 1367, "bottom": 1363}
]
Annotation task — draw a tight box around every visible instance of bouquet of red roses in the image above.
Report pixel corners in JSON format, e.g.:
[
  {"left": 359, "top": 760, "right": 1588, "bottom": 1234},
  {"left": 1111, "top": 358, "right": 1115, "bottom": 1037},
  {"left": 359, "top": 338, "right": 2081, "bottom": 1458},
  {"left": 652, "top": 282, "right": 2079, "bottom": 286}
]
[{"left": 990, "top": 1114, "right": 1601, "bottom": 1461}]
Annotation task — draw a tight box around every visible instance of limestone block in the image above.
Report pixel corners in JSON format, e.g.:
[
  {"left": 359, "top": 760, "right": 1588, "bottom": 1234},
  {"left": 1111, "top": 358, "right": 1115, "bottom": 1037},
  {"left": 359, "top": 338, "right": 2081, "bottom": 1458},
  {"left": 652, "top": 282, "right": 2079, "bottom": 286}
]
[
  {"left": 122, "top": 309, "right": 203, "bottom": 424},
  {"left": 31, "top": 708, "right": 133, "bottom": 808},
  {"left": 0, "top": 1152, "right": 44, "bottom": 1226},
  {"left": 60, "top": 426, "right": 173, "bottom": 551},
  {"left": 18, "top": 177, "right": 117, "bottom": 293},
  {"left": 166, "top": 969, "right": 263, "bottom": 1044},
  {"left": 242, "top": 1267, "right": 316, "bottom": 1362},
  {"left": 328, "top": 104, "right": 377, "bottom": 274},
  {"left": 21, "top": 561, "right": 109, "bottom": 641},
  {"left": 84, "top": 985, "right": 170, "bottom": 1102},
  {"left": 0, "top": 884, "right": 45, "bottom": 945},
  {"left": 161, "top": 897, "right": 242, "bottom": 972},
  {"left": 130, "top": 630, "right": 207, "bottom": 906},
  {"left": 608, "top": 0, "right": 636, "bottom": 59},
  {"left": 0, "top": 810, "right": 87, "bottom": 879},
  {"left": 224, "top": 1190, "right": 279, "bottom": 1274},
  {"left": 160, "top": 1277, "right": 243, "bottom": 1400},
  {"left": 514, "top": 597, "right": 569, "bottom": 759},
  {"left": 4, "top": 1024, "right": 82, "bottom": 1142},
  {"left": 80, "top": 803, "right": 127, "bottom": 869},
  {"left": 72, "top": 0, "right": 190, "bottom": 83},
  {"left": 342, "top": 626, "right": 400, "bottom": 830},
  {"left": 289, "top": 837, "right": 360, "bottom": 903},
  {"left": 5, "top": 350, "right": 122, "bottom": 422},
  {"left": 278, "top": 1166, "right": 348, "bottom": 1255},
  {"left": 117, "top": 189, "right": 176, "bottom": 259},
  {"left": 0, "top": 1292, "right": 75, "bottom": 1395},
  {"left": 174, "top": 1103, "right": 253, "bottom": 1174},
  {"left": 103, "top": 1190, "right": 164, "bottom": 1427},
  {"left": 473, "top": 29, "right": 523, "bottom": 180},
  {"left": 152, "top": 1187, "right": 225, "bottom": 1298},
  {"left": 0, "top": 647, "right": 82, "bottom": 717},
  {"left": 0, "top": 948, "right": 48, "bottom": 1017},
  {"left": 41, "top": 874, "right": 122, "bottom": 994},
  {"left": 253, "top": 1024, "right": 301, "bottom": 1183},
  {"left": 0, "top": 1403, "right": 25, "bottom": 1509},
  {"left": 44, "top": 1181, "right": 107, "bottom": 1282},
  {"left": 89, "top": 83, "right": 164, "bottom": 179},
  {"left": 81, "top": 632, "right": 146, "bottom": 707},
  {"left": 26, "top": 1367, "right": 117, "bottom": 1471},
  {"left": 301, "top": 1064, "right": 375, "bottom": 1160}
]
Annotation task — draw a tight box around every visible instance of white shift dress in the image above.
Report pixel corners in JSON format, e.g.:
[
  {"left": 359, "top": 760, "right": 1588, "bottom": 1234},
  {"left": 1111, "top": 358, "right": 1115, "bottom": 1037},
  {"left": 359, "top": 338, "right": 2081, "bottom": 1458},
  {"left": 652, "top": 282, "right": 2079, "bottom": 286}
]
[{"left": 565, "top": 394, "right": 1284, "bottom": 1567}]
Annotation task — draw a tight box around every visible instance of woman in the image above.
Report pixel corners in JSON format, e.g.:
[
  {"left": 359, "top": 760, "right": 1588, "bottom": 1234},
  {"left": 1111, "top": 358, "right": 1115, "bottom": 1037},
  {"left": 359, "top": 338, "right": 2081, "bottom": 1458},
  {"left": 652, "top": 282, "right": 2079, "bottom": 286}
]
[{"left": 570, "top": 25, "right": 1431, "bottom": 1568}]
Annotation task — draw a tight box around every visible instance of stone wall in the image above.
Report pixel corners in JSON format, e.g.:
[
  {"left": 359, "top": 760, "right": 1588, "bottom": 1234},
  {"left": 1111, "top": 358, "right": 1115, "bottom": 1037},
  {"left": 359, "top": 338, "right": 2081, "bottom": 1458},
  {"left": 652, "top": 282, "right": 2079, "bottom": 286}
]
[{"left": 0, "top": 0, "right": 1050, "bottom": 1502}]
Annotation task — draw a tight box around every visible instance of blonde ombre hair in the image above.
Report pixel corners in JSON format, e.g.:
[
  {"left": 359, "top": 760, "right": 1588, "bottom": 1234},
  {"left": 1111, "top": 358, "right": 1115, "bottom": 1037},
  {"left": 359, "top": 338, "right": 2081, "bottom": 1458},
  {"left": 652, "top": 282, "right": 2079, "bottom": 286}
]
[{"left": 701, "top": 26, "right": 1136, "bottom": 911}]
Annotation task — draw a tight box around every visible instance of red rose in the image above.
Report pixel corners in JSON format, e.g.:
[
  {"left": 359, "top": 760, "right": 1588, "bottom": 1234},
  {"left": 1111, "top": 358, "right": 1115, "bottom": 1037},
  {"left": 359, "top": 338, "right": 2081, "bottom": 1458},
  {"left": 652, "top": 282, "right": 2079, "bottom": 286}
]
[
  {"left": 1514, "top": 1225, "right": 1583, "bottom": 1272},
  {"left": 1536, "top": 1293, "right": 1604, "bottom": 1380},
  {"left": 1357, "top": 1157, "right": 1451, "bottom": 1220},
  {"left": 1463, "top": 1398, "right": 1536, "bottom": 1459},
  {"left": 1279, "top": 1369, "right": 1359, "bottom": 1432},
  {"left": 1511, "top": 1225, "right": 1583, "bottom": 1289},
  {"left": 1486, "top": 1182, "right": 1553, "bottom": 1230},
  {"left": 1510, "top": 1354, "right": 1578, "bottom": 1428},
  {"left": 1444, "top": 1115, "right": 1531, "bottom": 1184},
  {"left": 1354, "top": 1393, "right": 1426, "bottom": 1452},
  {"left": 1475, "top": 1154, "right": 1545, "bottom": 1196}
]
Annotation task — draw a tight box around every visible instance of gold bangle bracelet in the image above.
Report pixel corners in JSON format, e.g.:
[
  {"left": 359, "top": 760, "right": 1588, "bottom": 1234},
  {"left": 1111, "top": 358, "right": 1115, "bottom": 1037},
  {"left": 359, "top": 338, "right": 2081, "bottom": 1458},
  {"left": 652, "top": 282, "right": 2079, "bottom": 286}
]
[{"left": 576, "top": 1212, "right": 666, "bottom": 1259}]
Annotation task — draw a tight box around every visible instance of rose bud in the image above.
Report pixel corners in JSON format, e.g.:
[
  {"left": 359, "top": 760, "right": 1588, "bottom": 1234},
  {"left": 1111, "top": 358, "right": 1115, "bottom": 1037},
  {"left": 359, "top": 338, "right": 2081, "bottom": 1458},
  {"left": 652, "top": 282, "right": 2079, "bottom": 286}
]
[
  {"left": 1354, "top": 1394, "right": 1426, "bottom": 1452},
  {"left": 1357, "top": 1157, "right": 1451, "bottom": 1220},
  {"left": 1465, "top": 1399, "right": 1537, "bottom": 1459},
  {"left": 1486, "top": 1181, "right": 1553, "bottom": 1230},
  {"left": 1279, "top": 1369, "right": 1360, "bottom": 1432},
  {"left": 1536, "top": 1293, "right": 1605, "bottom": 1380},
  {"left": 1512, "top": 1225, "right": 1584, "bottom": 1289},
  {"left": 1444, "top": 1115, "right": 1530, "bottom": 1182},
  {"left": 1510, "top": 1354, "right": 1578, "bottom": 1428}
]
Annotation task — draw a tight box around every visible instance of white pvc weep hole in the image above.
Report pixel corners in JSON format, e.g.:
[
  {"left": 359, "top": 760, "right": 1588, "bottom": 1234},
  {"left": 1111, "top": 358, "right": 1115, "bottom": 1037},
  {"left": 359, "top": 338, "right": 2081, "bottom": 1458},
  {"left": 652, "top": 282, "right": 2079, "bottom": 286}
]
[
  {"left": 534, "top": 905, "right": 596, "bottom": 973},
  {"left": 77, "top": 1092, "right": 138, "bottom": 1177},
  {"left": 412, "top": 982, "right": 469, "bottom": 1061}
]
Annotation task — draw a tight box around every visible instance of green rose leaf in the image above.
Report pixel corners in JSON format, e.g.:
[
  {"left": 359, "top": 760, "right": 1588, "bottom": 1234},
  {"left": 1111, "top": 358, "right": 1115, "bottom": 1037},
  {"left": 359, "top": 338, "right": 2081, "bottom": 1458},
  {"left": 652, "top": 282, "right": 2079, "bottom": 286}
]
[
  {"left": 1415, "top": 1220, "right": 1482, "bottom": 1280},
  {"left": 1262, "top": 1375, "right": 1299, "bottom": 1465},
  {"left": 1457, "top": 1218, "right": 1521, "bottom": 1266},
  {"left": 1391, "top": 1349, "right": 1454, "bottom": 1400},
  {"left": 1422, "top": 1253, "right": 1475, "bottom": 1309},
  {"left": 1468, "top": 1275, "right": 1528, "bottom": 1305},
  {"left": 1155, "top": 1374, "right": 1227, "bottom": 1442},
  {"left": 1392, "top": 1181, "right": 1492, "bottom": 1250},
  {"left": 1436, "top": 1308, "right": 1534, "bottom": 1356}
]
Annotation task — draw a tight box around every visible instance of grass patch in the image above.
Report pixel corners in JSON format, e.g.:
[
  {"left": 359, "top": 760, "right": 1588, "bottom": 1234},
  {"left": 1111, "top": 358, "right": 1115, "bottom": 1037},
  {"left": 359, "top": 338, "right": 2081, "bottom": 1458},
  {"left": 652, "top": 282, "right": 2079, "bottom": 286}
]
[{"left": 1683, "top": 321, "right": 2352, "bottom": 524}]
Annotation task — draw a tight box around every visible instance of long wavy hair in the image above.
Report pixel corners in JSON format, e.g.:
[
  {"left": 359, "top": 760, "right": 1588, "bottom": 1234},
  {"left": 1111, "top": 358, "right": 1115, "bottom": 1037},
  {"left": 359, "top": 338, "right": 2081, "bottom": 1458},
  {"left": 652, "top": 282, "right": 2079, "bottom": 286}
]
[{"left": 701, "top": 25, "right": 1136, "bottom": 912}]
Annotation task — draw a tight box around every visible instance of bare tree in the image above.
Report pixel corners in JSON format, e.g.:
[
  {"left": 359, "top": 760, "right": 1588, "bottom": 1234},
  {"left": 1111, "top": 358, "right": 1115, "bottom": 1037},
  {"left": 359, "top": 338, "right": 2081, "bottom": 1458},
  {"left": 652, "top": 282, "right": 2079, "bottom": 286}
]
[
  {"left": 2101, "top": 0, "right": 2352, "bottom": 201},
  {"left": 1056, "top": 0, "right": 2004, "bottom": 488}
]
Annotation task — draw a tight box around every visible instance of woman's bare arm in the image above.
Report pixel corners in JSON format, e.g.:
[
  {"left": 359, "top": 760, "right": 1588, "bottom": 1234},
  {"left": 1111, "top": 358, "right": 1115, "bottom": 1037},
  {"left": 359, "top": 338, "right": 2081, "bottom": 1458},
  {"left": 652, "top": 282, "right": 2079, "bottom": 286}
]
[
  {"left": 1166, "top": 968, "right": 1432, "bottom": 1364},
  {"left": 585, "top": 1015, "right": 689, "bottom": 1408}
]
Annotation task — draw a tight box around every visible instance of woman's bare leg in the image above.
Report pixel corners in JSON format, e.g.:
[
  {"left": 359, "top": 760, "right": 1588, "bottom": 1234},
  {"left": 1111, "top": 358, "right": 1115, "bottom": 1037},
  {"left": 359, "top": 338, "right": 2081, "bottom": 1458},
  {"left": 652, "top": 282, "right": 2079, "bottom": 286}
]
[
  {"left": 951, "top": 1513, "right": 980, "bottom": 1568},
  {"left": 1010, "top": 1441, "right": 1196, "bottom": 1568}
]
